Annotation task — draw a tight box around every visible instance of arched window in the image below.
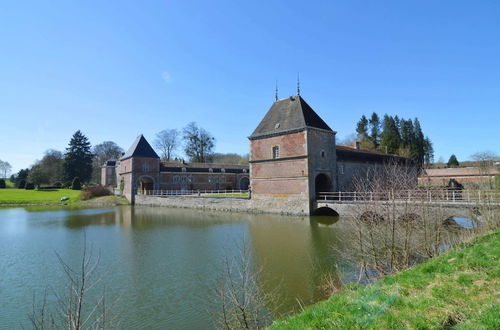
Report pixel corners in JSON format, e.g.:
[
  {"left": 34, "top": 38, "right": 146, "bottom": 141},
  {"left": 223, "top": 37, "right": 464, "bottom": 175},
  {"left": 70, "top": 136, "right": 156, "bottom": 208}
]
[{"left": 272, "top": 146, "right": 280, "bottom": 159}]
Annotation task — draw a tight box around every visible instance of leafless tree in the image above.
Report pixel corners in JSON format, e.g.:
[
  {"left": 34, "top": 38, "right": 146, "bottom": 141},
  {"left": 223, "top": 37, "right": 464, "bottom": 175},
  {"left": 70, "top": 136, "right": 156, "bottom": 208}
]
[
  {"left": 154, "top": 129, "right": 179, "bottom": 161},
  {"left": 213, "top": 241, "right": 277, "bottom": 329},
  {"left": 0, "top": 159, "right": 12, "bottom": 178},
  {"left": 183, "top": 122, "right": 215, "bottom": 163},
  {"left": 27, "top": 234, "right": 118, "bottom": 329},
  {"left": 92, "top": 141, "right": 124, "bottom": 182},
  {"left": 471, "top": 151, "right": 497, "bottom": 189}
]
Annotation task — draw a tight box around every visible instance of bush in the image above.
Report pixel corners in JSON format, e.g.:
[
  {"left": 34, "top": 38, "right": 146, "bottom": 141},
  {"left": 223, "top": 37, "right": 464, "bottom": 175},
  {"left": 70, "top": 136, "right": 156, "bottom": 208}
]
[
  {"left": 25, "top": 182, "right": 35, "bottom": 190},
  {"left": 17, "top": 179, "right": 26, "bottom": 189},
  {"left": 80, "top": 185, "right": 112, "bottom": 200},
  {"left": 53, "top": 182, "right": 62, "bottom": 188},
  {"left": 0, "top": 179, "right": 5, "bottom": 189},
  {"left": 71, "top": 177, "right": 82, "bottom": 190}
]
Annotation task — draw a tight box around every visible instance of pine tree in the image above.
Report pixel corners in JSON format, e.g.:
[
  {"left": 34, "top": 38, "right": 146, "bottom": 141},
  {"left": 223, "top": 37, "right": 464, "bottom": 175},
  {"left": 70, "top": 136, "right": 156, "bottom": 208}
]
[
  {"left": 368, "top": 112, "right": 381, "bottom": 148},
  {"left": 413, "top": 118, "right": 425, "bottom": 166},
  {"left": 423, "top": 137, "right": 434, "bottom": 167},
  {"left": 447, "top": 154, "right": 460, "bottom": 168},
  {"left": 356, "top": 115, "right": 369, "bottom": 138},
  {"left": 380, "top": 115, "right": 401, "bottom": 154},
  {"left": 63, "top": 130, "right": 93, "bottom": 183}
]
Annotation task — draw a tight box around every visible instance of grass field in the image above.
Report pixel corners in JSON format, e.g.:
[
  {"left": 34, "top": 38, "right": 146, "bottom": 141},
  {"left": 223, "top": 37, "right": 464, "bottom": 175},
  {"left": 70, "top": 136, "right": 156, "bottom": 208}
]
[
  {"left": 0, "top": 189, "right": 81, "bottom": 204},
  {"left": 271, "top": 230, "right": 500, "bottom": 329}
]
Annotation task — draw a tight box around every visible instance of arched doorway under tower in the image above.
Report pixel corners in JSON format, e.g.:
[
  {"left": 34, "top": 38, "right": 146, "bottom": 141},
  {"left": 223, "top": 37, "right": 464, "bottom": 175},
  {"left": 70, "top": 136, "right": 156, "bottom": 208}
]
[
  {"left": 315, "top": 173, "right": 332, "bottom": 196},
  {"left": 138, "top": 176, "right": 154, "bottom": 194}
]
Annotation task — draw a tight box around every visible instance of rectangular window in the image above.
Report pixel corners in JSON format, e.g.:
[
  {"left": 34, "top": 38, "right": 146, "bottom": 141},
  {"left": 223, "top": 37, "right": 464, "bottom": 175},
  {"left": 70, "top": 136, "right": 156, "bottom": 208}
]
[{"left": 272, "top": 146, "right": 280, "bottom": 159}]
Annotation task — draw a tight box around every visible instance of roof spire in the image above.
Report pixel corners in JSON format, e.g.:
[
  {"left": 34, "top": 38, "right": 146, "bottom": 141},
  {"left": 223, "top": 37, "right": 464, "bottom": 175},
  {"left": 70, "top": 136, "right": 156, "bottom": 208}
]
[
  {"left": 297, "top": 73, "right": 301, "bottom": 96},
  {"left": 275, "top": 81, "right": 278, "bottom": 101}
]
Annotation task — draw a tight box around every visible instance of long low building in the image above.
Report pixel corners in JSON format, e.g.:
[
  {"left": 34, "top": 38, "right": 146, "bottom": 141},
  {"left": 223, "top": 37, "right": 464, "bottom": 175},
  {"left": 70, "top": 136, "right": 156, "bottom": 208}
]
[{"left": 419, "top": 167, "right": 500, "bottom": 187}]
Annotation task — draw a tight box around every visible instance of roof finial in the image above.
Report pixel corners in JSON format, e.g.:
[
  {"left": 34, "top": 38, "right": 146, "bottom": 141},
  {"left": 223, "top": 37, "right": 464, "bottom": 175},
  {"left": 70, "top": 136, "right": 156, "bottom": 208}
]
[
  {"left": 275, "top": 81, "right": 279, "bottom": 101},
  {"left": 297, "top": 73, "right": 301, "bottom": 96}
]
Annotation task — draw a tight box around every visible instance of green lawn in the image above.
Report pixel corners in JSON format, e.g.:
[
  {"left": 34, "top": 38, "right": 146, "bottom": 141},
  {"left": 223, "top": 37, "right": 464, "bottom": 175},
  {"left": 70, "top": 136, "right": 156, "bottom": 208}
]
[
  {"left": 271, "top": 230, "right": 500, "bottom": 329},
  {"left": 0, "top": 188, "right": 81, "bottom": 204}
]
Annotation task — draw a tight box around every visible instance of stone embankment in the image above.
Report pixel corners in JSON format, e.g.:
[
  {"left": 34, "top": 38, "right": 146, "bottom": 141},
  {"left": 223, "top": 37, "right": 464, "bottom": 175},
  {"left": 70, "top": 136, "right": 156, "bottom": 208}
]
[{"left": 134, "top": 194, "right": 310, "bottom": 216}]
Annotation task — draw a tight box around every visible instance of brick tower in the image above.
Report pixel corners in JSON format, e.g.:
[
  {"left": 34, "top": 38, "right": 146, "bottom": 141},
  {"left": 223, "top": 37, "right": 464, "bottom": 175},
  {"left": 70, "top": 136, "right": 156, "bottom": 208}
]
[{"left": 248, "top": 95, "right": 336, "bottom": 215}]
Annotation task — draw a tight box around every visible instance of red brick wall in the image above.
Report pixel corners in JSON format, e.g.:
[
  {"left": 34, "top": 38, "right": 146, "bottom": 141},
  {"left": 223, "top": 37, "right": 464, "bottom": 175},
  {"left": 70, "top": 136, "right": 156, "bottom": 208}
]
[
  {"left": 252, "top": 158, "right": 308, "bottom": 179},
  {"left": 250, "top": 131, "right": 306, "bottom": 161}
]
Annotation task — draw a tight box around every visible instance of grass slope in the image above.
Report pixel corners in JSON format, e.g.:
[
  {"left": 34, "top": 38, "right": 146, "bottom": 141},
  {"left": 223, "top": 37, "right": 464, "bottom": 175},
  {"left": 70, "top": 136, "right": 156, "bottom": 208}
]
[
  {"left": 271, "top": 230, "right": 500, "bottom": 329},
  {"left": 0, "top": 189, "right": 81, "bottom": 204}
]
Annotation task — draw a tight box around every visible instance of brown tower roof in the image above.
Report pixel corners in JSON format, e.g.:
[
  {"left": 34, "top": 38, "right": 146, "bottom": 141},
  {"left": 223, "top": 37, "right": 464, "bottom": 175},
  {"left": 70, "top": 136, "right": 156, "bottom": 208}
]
[
  {"left": 249, "top": 95, "right": 332, "bottom": 140},
  {"left": 121, "top": 134, "right": 159, "bottom": 160}
]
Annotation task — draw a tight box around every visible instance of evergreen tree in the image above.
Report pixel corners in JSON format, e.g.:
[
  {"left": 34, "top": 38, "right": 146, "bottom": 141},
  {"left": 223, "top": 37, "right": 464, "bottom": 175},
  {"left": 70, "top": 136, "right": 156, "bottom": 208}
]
[
  {"left": 413, "top": 118, "right": 425, "bottom": 165},
  {"left": 380, "top": 115, "right": 401, "bottom": 154},
  {"left": 447, "top": 154, "right": 460, "bottom": 168},
  {"left": 63, "top": 130, "right": 93, "bottom": 183},
  {"left": 368, "top": 112, "right": 381, "bottom": 148},
  {"left": 423, "top": 137, "right": 434, "bottom": 167},
  {"left": 356, "top": 115, "right": 369, "bottom": 138}
]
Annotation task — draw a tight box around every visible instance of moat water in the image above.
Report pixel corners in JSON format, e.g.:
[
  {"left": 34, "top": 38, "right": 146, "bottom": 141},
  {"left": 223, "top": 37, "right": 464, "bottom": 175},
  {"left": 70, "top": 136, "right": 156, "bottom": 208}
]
[{"left": 0, "top": 206, "right": 355, "bottom": 329}]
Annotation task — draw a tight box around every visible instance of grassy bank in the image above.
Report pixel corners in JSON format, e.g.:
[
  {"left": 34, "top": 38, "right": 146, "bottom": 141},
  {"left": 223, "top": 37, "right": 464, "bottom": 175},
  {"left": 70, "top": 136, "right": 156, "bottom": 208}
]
[
  {"left": 0, "top": 188, "right": 81, "bottom": 204},
  {"left": 271, "top": 230, "right": 500, "bottom": 329},
  {"left": 0, "top": 188, "right": 129, "bottom": 206}
]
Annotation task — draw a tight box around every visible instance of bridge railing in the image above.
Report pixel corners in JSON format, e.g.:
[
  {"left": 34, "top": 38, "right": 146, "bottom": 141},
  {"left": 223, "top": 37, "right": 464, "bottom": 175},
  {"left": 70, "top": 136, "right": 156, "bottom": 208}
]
[
  {"left": 317, "top": 189, "right": 500, "bottom": 204},
  {"left": 137, "top": 189, "right": 250, "bottom": 198}
]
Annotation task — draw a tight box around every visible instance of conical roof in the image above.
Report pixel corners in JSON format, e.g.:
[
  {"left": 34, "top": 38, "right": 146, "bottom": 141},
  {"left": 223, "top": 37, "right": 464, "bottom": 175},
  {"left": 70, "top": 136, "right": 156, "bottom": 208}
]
[
  {"left": 249, "top": 95, "right": 332, "bottom": 139},
  {"left": 120, "top": 134, "right": 159, "bottom": 160}
]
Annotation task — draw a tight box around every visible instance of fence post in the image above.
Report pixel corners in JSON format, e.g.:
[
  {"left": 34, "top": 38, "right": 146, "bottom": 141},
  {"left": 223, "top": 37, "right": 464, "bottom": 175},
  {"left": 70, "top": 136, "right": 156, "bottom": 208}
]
[{"left": 452, "top": 190, "right": 455, "bottom": 202}]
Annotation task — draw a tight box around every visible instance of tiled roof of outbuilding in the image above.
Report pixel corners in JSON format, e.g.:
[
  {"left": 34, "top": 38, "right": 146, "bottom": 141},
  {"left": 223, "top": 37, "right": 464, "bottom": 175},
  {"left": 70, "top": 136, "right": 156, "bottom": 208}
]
[
  {"left": 121, "top": 134, "right": 159, "bottom": 160},
  {"left": 249, "top": 95, "right": 332, "bottom": 139}
]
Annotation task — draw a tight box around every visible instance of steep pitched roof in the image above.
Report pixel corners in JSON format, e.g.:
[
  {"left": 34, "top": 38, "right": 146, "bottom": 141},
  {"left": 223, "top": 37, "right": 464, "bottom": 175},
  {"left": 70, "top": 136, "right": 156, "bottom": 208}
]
[
  {"left": 249, "top": 95, "right": 333, "bottom": 139},
  {"left": 120, "top": 134, "right": 159, "bottom": 160}
]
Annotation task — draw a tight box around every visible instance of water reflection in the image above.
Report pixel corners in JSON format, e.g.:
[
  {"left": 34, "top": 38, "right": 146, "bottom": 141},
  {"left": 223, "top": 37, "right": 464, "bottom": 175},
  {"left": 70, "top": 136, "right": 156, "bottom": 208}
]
[{"left": 0, "top": 206, "right": 354, "bottom": 329}]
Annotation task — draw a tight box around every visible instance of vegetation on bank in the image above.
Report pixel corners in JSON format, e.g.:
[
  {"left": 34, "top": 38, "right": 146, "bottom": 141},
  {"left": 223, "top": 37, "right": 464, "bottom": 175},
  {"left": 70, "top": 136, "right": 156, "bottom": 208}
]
[
  {"left": 0, "top": 188, "right": 128, "bottom": 205},
  {"left": 271, "top": 230, "right": 500, "bottom": 330}
]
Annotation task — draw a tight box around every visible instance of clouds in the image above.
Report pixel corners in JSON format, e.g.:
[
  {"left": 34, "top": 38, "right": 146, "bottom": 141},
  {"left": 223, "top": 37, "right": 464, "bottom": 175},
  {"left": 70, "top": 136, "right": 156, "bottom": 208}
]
[{"left": 161, "top": 71, "right": 172, "bottom": 83}]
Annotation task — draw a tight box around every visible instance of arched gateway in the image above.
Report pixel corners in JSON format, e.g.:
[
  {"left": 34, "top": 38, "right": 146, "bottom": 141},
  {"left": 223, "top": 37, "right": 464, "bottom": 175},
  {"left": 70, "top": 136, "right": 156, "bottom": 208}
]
[{"left": 315, "top": 173, "right": 332, "bottom": 195}]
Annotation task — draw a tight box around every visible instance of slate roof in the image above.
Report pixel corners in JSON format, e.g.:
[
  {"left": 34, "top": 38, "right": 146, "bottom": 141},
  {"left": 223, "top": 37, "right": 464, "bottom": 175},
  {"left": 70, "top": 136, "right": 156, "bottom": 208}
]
[
  {"left": 249, "top": 95, "right": 333, "bottom": 139},
  {"left": 336, "top": 145, "right": 409, "bottom": 164},
  {"left": 120, "top": 134, "right": 159, "bottom": 160}
]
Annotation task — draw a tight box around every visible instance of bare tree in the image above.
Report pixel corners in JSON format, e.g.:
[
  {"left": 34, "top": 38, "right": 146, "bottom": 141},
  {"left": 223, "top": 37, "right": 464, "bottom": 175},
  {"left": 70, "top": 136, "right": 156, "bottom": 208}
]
[
  {"left": 0, "top": 159, "right": 12, "bottom": 178},
  {"left": 154, "top": 129, "right": 179, "bottom": 161},
  {"left": 471, "top": 151, "right": 497, "bottom": 189},
  {"left": 213, "top": 241, "right": 277, "bottom": 329},
  {"left": 183, "top": 122, "right": 215, "bottom": 163},
  {"left": 28, "top": 234, "right": 118, "bottom": 329}
]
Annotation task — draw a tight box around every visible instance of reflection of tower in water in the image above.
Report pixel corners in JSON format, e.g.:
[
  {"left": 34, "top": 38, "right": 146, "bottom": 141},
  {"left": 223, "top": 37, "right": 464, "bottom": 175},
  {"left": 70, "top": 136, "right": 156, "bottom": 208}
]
[{"left": 247, "top": 215, "right": 346, "bottom": 315}]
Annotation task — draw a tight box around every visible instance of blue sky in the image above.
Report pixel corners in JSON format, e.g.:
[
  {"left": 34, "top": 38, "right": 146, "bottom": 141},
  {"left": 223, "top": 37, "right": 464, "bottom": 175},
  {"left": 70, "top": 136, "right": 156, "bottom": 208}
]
[{"left": 1, "top": 0, "right": 499, "bottom": 173}]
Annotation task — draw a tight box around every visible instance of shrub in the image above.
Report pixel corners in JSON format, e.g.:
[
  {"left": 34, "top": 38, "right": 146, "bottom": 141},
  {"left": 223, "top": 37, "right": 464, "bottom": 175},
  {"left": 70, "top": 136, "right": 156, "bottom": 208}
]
[
  {"left": 0, "top": 179, "right": 5, "bottom": 189},
  {"left": 53, "top": 182, "right": 62, "bottom": 188},
  {"left": 80, "top": 185, "right": 112, "bottom": 200},
  {"left": 71, "top": 177, "right": 82, "bottom": 190},
  {"left": 25, "top": 182, "right": 35, "bottom": 190},
  {"left": 17, "top": 179, "right": 26, "bottom": 189}
]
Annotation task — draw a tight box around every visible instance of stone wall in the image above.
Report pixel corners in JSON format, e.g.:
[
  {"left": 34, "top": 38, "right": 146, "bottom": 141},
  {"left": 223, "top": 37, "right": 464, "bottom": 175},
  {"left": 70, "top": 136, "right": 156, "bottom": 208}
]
[{"left": 135, "top": 194, "right": 311, "bottom": 216}]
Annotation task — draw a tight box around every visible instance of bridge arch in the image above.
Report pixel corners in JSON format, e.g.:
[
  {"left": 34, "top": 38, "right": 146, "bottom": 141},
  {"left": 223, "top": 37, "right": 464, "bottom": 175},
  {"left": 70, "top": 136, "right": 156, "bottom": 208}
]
[
  {"left": 315, "top": 173, "right": 332, "bottom": 195},
  {"left": 312, "top": 207, "right": 339, "bottom": 217}
]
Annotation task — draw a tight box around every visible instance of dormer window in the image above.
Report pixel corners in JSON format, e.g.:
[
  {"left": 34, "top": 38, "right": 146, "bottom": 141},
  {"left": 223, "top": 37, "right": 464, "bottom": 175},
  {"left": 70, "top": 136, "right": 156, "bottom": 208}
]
[
  {"left": 275, "top": 123, "right": 280, "bottom": 129},
  {"left": 272, "top": 146, "right": 280, "bottom": 159}
]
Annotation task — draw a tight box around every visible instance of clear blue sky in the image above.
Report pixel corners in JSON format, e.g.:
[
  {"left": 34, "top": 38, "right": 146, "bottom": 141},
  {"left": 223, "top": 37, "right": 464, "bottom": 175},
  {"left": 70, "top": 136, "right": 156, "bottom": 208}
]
[{"left": 1, "top": 0, "right": 499, "bottom": 173}]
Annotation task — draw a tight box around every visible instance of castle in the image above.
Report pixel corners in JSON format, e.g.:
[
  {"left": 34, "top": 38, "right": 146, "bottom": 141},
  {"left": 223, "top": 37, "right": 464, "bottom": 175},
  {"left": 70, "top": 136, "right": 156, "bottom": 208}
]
[{"left": 103, "top": 94, "right": 409, "bottom": 214}]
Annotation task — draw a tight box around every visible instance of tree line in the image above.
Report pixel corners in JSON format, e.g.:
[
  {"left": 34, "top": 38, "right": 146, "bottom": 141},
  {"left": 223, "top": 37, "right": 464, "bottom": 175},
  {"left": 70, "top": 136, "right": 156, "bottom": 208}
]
[
  {"left": 353, "top": 112, "right": 434, "bottom": 167},
  {"left": 153, "top": 121, "right": 248, "bottom": 165}
]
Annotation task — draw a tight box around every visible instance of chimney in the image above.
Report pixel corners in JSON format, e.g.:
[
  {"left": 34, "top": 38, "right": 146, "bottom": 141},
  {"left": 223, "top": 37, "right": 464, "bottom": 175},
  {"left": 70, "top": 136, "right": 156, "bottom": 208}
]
[{"left": 355, "top": 141, "right": 361, "bottom": 150}]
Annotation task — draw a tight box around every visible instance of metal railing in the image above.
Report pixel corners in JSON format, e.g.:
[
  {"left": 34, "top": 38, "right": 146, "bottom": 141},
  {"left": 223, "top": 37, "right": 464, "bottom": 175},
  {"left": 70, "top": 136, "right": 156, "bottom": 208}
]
[
  {"left": 317, "top": 189, "right": 500, "bottom": 204},
  {"left": 137, "top": 189, "right": 250, "bottom": 197}
]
